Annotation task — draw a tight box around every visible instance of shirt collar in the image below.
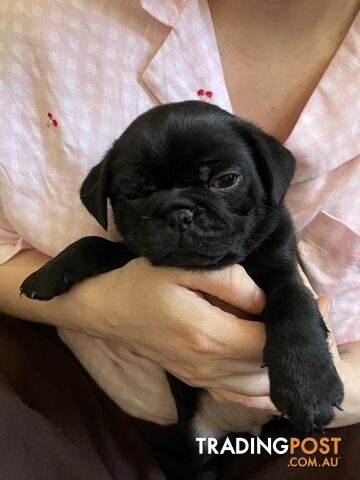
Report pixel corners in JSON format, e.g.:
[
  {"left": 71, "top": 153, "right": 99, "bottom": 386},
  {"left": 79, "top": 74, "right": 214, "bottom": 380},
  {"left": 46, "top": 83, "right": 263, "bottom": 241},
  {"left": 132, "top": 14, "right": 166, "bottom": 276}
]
[
  {"left": 138, "top": 0, "right": 188, "bottom": 27},
  {"left": 140, "top": 0, "right": 232, "bottom": 111},
  {"left": 286, "top": 12, "right": 360, "bottom": 183}
]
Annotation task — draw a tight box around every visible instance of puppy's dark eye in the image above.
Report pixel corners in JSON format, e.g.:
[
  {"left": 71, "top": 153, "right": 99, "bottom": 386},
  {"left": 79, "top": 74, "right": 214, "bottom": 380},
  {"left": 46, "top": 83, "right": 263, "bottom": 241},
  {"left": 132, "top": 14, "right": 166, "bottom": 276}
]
[{"left": 210, "top": 173, "right": 240, "bottom": 190}]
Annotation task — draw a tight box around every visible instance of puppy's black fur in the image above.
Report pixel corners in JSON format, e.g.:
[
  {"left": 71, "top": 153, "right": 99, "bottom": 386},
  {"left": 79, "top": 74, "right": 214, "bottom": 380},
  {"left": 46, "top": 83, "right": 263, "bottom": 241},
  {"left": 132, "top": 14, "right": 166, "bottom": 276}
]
[{"left": 21, "top": 101, "right": 344, "bottom": 478}]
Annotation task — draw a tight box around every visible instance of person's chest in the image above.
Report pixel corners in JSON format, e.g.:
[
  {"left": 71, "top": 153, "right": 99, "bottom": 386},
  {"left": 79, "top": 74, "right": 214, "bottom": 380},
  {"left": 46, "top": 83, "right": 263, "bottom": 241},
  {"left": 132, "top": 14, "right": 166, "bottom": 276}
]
[
  {"left": 219, "top": 52, "right": 338, "bottom": 143},
  {"left": 211, "top": 7, "right": 359, "bottom": 143}
]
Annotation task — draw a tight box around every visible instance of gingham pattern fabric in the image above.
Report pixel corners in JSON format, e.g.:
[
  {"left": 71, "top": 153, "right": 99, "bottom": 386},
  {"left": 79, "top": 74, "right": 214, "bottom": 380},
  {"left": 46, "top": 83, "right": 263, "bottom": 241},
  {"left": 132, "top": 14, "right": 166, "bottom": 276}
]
[{"left": 0, "top": 0, "right": 359, "bottom": 424}]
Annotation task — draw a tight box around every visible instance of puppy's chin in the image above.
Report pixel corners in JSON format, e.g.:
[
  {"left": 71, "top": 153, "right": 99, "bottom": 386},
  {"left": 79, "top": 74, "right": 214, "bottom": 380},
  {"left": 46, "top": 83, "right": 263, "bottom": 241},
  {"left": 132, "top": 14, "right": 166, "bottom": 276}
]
[{"left": 149, "top": 249, "right": 242, "bottom": 269}]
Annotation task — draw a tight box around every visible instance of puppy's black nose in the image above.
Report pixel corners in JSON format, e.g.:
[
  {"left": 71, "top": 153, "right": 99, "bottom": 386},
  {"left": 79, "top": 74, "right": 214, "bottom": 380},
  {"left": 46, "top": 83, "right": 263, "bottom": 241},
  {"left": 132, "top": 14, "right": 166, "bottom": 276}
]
[{"left": 167, "top": 208, "right": 194, "bottom": 231}]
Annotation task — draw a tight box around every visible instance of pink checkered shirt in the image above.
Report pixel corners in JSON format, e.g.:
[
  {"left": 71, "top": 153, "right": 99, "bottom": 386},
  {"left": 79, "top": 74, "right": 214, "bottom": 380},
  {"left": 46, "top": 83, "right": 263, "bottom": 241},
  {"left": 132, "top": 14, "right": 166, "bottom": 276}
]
[{"left": 0, "top": 1, "right": 359, "bottom": 424}]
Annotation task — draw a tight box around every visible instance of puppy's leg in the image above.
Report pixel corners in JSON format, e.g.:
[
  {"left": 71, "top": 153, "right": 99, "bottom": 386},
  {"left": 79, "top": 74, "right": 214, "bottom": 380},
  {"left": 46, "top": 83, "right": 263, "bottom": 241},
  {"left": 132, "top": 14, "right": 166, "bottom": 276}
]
[
  {"left": 165, "top": 375, "right": 218, "bottom": 479},
  {"left": 262, "top": 277, "right": 344, "bottom": 432},
  {"left": 20, "top": 236, "right": 135, "bottom": 300}
]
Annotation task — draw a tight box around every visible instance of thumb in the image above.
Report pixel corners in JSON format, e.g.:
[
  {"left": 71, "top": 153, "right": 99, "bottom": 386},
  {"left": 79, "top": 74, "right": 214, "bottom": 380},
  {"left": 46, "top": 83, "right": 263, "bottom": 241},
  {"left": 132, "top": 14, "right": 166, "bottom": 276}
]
[
  {"left": 317, "top": 296, "right": 339, "bottom": 359},
  {"left": 168, "top": 264, "right": 266, "bottom": 315}
]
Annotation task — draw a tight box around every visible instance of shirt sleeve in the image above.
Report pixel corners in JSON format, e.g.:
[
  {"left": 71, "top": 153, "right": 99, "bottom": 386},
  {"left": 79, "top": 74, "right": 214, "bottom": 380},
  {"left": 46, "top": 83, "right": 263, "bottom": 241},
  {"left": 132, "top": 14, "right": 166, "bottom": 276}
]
[{"left": 0, "top": 201, "right": 32, "bottom": 266}]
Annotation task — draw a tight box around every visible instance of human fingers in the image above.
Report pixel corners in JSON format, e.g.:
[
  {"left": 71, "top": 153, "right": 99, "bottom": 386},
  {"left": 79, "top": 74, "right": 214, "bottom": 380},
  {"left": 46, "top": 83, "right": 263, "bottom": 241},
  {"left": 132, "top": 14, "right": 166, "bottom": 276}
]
[
  {"left": 210, "top": 388, "right": 279, "bottom": 413},
  {"left": 196, "top": 371, "right": 270, "bottom": 396},
  {"left": 167, "top": 263, "right": 266, "bottom": 315}
]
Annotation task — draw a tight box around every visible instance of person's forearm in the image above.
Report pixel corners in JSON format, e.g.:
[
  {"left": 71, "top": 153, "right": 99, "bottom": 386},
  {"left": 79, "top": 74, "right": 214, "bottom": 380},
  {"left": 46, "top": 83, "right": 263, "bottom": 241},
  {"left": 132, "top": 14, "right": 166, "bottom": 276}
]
[{"left": 0, "top": 249, "right": 93, "bottom": 331}]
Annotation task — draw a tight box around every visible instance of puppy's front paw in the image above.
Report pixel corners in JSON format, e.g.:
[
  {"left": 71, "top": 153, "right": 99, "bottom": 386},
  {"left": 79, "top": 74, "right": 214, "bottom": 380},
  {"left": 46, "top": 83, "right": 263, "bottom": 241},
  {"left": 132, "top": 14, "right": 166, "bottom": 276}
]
[
  {"left": 266, "top": 345, "right": 344, "bottom": 433},
  {"left": 20, "top": 260, "right": 77, "bottom": 300}
]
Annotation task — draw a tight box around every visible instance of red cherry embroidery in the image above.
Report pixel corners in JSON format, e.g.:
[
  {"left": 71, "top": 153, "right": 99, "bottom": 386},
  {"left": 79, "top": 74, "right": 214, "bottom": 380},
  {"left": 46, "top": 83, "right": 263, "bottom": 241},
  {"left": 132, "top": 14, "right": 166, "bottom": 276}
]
[
  {"left": 196, "top": 88, "right": 213, "bottom": 101},
  {"left": 47, "top": 112, "right": 58, "bottom": 128}
]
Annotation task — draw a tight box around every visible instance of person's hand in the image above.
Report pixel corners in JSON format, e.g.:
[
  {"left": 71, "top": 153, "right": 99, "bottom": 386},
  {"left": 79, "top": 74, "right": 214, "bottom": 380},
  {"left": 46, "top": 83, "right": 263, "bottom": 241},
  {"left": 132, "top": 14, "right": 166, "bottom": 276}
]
[
  {"left": 58, "top": 257, "right": 268, "bottom": 425},
  {"left": 75, "top": 257, "right": 267, "bottom": 383},
  {"left": 63, "top": 257, "right": 360, "bottom": 429},
  {"left": 206, "top": 296, "right": 360, "bottom": 428}
]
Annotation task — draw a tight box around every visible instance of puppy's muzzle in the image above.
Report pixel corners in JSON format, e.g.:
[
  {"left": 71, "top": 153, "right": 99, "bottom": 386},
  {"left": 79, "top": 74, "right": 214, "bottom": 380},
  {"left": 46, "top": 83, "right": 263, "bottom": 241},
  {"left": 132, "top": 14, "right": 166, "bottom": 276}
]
[{"left": 167, "top": 208, "right": 194, "bottom": 232}]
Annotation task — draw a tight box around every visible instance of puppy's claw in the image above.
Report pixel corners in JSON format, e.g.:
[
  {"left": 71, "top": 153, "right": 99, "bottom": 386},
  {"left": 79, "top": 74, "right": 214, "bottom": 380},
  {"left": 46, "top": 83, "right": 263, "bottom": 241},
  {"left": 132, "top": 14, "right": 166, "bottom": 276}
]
[
  {"left": 314, "top": 424, "right": 325, "bottom": 435},
  {"left": 260, "top": 363, "right": 267, "bottom": 369},
  {"left": 334, "top": 404, "right": 344, "bottom": 412}
]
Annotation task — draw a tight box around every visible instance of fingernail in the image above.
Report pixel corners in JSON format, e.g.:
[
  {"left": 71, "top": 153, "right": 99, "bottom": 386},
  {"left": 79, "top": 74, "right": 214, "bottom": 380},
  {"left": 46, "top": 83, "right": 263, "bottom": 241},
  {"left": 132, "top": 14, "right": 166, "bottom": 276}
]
[
  {"left": 326, "top": 299, "right": 333, "bottom": 317},
  {"left": 253, "top": 288, "right": 266, "bottom": 311}
]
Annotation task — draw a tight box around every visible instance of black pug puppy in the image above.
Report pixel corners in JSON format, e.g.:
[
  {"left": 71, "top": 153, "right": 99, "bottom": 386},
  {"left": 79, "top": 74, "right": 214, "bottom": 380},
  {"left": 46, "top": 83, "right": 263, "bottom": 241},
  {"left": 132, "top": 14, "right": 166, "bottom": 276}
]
[{"left": 21, "top": 101, "right": 344, "bottom": 477}]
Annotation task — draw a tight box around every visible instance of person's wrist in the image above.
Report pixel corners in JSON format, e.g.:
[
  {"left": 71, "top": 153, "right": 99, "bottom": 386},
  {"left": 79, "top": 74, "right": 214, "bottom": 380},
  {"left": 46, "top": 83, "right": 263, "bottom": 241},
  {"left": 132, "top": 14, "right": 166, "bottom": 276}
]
[
  {"left": 68, "top": 274, "right": 115, "bottom": 337},
  {"left": 66, "top": 267, "right": 132, "bottom": 341},
  {"left": 32, "top": 272, "right": 113, "bottom": 337}
]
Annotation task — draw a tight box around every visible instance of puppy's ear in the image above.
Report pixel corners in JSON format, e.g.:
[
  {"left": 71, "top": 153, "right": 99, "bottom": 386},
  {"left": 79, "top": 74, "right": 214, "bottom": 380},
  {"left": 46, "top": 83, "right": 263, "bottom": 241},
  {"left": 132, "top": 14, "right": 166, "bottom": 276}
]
[
  {"left": 80, "top": 150, "right": 112, "bottom": 230},
  {"left": 244, "top": 124, "right": 296, "bottom": 206}
]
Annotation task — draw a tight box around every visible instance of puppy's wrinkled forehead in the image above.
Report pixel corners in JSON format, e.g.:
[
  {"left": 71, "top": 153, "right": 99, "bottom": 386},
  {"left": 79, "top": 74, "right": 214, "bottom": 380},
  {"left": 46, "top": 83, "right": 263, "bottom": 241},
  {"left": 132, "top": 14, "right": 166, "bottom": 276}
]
[{"left": 112, "top": 101, "right": 250, "bottom": 185}]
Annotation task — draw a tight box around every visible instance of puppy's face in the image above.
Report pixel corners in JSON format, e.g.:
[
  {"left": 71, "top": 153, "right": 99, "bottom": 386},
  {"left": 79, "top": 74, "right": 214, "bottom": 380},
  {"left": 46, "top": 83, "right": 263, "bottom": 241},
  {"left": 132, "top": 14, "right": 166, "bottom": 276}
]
[{"left": 80, "top": 101, "right": 295, "bottom": 269}]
